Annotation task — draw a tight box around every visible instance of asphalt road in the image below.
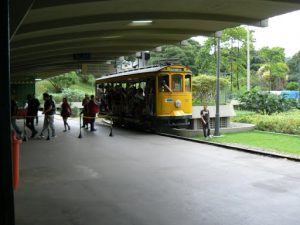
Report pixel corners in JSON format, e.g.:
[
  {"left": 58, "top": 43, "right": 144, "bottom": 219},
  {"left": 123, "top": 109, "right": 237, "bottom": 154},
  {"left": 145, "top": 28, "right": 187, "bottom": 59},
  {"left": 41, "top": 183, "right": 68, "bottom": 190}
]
[{"left": 15, "top": 117, "right": 300, "bottom": 225}]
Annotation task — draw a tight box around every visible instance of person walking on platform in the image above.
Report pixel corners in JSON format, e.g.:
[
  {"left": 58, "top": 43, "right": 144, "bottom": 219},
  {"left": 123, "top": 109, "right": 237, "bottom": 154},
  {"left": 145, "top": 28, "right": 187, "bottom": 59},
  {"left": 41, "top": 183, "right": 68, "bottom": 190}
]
[
  {"left": 87, "top": 95, "right": 99, "bottom": 131},
  {"left": 200, "top": 105, "right": 211, "bottom": 139},
  {"left": 32, "top": 94, "right": 40, "bottom": 126},
  {"left": 61, "top": 97, "right": 72, "bottom": 132},
  {"left": 26, "top": 94, "right": 38, "bottom": 138},
  {"left": 39, "top": 93, "right": 56, "bottom": 138},
  {"left": 81, "top": 94, "right": 90, "bottom": 128},
  {"left": 11, "top": 95, "right": 22, "bottom": 138}
]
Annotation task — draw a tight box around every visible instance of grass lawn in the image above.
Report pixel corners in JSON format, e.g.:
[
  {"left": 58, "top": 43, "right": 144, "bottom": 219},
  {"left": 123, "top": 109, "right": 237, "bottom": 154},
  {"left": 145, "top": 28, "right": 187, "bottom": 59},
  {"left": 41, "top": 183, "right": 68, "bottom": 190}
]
[{"left": 205, "top": 131, "right": 300, "bottom": 156}]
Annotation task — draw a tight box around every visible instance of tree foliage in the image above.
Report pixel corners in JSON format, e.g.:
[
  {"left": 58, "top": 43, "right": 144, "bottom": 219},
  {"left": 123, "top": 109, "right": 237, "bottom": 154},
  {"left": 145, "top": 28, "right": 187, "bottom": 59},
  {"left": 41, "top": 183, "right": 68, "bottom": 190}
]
[
  {"left": 254, "top": 47, "right": 289, "bottom": 91},
  {"left": 47, "top": 71, "right": 96, "bottom": 93},
  {"left": 192, "top": 75, "right": 229, "bottom": 104},
  {"left": 48, "top": 71, "right": 80, "bottom": 93},
  {"left": 287, "top": 51, "right": 300, "bottom": 82},
  {"left": 149, "top": 39, "right": 201, "bottom": 74},
  {"left": 80, "top": 74, "right": 95, "bottom": 85}
]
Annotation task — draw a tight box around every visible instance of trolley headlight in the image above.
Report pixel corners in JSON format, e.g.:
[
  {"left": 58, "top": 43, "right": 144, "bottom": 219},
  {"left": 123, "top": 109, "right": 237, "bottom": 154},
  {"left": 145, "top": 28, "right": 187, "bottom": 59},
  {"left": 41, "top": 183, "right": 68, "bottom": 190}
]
[{"left": 175, "top": 99, "right": 182, "bottom": 108}]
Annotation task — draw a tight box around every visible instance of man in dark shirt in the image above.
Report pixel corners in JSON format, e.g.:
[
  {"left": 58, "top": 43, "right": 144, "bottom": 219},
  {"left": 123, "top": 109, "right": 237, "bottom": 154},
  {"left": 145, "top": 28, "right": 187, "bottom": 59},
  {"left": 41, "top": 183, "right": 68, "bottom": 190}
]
[
  {"left": 39, "top": 93, "right": 56, "bottom": 138},
  {"left": 32, "top": 94, "right": 40, "bottom": 125},
  {"left": 26, "top": 94, "right": 38, "bottom": 138},
  {"left": 200, "top": 105, "right": 211, "bottom": 139}
]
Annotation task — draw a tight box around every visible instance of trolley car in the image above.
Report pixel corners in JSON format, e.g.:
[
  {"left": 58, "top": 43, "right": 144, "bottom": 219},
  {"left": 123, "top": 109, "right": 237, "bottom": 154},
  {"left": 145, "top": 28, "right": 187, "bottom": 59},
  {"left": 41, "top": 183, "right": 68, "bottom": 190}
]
[{"left": 95, "top": 65, "right": 192, "bottom": 128}]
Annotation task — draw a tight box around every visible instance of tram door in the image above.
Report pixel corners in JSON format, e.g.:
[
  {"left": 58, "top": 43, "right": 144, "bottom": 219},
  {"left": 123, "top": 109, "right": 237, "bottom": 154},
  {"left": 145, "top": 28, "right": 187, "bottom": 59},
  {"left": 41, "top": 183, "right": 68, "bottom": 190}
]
[{"left": 157, "top": 74, "right": 173, "bottom": 115}]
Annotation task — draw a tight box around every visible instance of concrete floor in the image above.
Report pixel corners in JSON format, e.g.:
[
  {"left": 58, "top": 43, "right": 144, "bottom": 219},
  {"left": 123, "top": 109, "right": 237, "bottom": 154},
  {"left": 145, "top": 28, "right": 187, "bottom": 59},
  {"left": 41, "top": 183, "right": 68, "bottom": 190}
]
[{"left": 15, "top": 116, "right": 300, "bottom": 225}]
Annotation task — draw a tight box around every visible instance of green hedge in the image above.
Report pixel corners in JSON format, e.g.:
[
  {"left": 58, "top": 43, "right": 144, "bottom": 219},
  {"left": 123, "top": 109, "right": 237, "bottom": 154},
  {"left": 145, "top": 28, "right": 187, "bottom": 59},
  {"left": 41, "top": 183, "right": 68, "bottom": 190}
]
[{"left": 233, "top": 110, "right": 300, "bottom": 135}]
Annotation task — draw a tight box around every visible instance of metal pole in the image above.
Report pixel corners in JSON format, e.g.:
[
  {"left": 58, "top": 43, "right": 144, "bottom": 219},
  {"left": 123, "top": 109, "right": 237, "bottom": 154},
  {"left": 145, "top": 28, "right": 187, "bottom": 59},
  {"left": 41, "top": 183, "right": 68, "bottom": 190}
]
[
  {"left": 247, "top": 26, "right": 251, "bottom": 91},
  {"left": 141, "top": 51, "right": 145, "bottom": 68},
  {"left": 214, "top": 32, "right": 221, "bottom": 136},
  {"left": 78, "top": 113, "right": 82, "bottom": 138},
  {"left": 0, "top": 0, "right": 15, "bottom": 224}
]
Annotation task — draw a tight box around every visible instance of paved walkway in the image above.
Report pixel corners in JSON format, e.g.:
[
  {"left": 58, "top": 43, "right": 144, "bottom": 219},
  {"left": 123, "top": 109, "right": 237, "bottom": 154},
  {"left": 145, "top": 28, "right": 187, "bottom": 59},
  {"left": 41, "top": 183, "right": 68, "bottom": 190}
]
[{"left": 15, "top": 116, "right": 300, "bottom": 225}]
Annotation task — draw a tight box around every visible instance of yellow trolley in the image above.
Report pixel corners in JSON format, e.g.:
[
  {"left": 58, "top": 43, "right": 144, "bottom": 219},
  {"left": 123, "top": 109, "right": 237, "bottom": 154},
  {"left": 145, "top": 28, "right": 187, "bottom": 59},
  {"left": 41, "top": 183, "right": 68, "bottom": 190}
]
[{"left": 95, "top": 65, "right": 192, "bottom": 128}]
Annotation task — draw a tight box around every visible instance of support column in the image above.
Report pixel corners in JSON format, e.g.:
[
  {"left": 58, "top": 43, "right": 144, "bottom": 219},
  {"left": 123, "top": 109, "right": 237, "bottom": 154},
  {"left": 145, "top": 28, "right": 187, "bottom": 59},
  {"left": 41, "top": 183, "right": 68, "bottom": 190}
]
[
  {"left": 0, "top": 0, "right": 15, "bottom": 224},
  {"left": 247, "top": 26, "right": 251, "bottom": 91},
  {"left": 214, "top": 31, "right": 222, "bottom": 137}
]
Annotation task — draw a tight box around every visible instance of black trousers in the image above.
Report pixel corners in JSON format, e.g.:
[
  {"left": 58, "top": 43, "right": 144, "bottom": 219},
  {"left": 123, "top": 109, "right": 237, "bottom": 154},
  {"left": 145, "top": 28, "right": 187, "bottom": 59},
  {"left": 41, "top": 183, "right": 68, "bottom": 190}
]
[
  {"left": 90, "top": 114, "right": 96, "bottom": 131},
  {"left": 202, "top": 122, "right": 210, "bottom": 137},
  {"left": 26, "top": 117, "right": 36, "bottom": 133}
]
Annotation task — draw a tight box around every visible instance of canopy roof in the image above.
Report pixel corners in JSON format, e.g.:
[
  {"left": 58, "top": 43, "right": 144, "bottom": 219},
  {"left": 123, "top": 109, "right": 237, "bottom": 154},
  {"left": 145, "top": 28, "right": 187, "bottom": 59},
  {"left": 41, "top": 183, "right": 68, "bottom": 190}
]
[{"left": 11, "top": 0, "right": 300, "bottom": 81}]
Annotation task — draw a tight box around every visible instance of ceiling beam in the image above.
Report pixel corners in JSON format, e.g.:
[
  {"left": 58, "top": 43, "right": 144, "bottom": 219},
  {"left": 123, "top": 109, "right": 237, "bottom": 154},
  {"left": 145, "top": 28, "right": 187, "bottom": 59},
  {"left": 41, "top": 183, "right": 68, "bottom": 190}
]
[
  {"left": 10, "top": 0, "right": 36, "bottom": 39},
  {"left": 263, "top": 0, "right": 300, "bottom": 3},
  {"left": 12, "top": 58, "right": 111, "bottom": 70},
  {"left": 11, "top": 41, "right": 175, "bottom": 59},
  {"left": 12, "top": 38, "right": 181, "bottom": 52},
  {"left": 32, "top": 0, "right": 110, "bottom": 9},
  {"left": 12, "top": 28, "right": 211, "bottom": 47},
  {"left": 11, "top": 48, "right": 136, "bottom": 62},
  {"left": 17, "top": 12, "right": 262, "bottom": 35},
  {"left": 12, "top": 54, "right": 109, "bottom": 65}
]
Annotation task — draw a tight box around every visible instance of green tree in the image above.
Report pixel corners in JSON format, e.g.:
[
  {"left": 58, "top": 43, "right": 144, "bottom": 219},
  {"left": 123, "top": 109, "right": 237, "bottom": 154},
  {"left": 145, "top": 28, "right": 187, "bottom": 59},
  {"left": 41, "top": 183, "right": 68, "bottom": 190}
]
[
  {"left": 287, "top": 51, "right": 300, "bottom": 82},
  {"left": 149, "top": 40, "right": 201, "bottom": 74},
  {"left": 48, "top": 71, "right": 80, "bottom": 93},
  {"left": 198, "top": 26, "right": 255, "bottom": 92},
  {"left": 255, "top": 47, "right": 289, "bottom": 91},
  {"left": 80, "top": 73, "right": 95, "bottom": 85}
]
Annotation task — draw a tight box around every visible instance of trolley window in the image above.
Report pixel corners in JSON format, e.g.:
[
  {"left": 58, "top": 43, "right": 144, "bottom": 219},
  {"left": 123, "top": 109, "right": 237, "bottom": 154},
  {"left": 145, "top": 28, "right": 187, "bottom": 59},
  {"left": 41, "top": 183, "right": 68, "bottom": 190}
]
[
  {"left": 185, "top": 75, "right": 191, "bottom": 92},
  {"left": 172, "top": 74, "right": 183, "bottom": 92},
  {"left": 159, "top": 75, "right": 171, "bottom": 92}
]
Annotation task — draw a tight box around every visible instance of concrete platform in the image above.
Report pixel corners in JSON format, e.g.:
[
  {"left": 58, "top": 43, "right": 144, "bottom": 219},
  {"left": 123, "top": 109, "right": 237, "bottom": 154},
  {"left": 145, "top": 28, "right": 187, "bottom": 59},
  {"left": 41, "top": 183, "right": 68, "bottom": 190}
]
[{"left": 15, "top": 116, "right": 300, "bottom": 225}]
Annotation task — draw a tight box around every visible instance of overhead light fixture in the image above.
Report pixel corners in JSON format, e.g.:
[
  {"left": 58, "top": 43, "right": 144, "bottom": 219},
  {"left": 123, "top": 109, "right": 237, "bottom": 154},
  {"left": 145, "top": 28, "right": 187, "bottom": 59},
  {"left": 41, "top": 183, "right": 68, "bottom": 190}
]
[
  {"left": 35, "top": 78, "right": 42, "bottom": 81},
  {"left": 130, "top": 20, "right": 153, "bottom": 26}
]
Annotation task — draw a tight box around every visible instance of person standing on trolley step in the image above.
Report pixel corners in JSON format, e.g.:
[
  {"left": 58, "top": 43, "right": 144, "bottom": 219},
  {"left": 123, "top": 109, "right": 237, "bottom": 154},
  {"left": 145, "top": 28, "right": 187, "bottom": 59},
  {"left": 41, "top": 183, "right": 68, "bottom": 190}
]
[
  {"left": 61, "top": 97, "right": 72, "bottom": 132},
  {"left": 39, "top": 93, "right": 56, "bottom": 138},
  {"left": 200, "top": 105, "right": 211, "bottom": 139},
  {"left": 87, "top": 95, "right": 99, "bottom": 131},
  {"left": 26, "top": 94, "right": 38, "bottom": 138}
]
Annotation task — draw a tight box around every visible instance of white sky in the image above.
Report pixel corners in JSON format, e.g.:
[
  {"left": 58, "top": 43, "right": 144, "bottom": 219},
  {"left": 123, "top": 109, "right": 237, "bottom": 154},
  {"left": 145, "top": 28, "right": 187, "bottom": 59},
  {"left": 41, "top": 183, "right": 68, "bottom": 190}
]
[{"left": 192, "top": 10, "right": 300, "bottom": 58}]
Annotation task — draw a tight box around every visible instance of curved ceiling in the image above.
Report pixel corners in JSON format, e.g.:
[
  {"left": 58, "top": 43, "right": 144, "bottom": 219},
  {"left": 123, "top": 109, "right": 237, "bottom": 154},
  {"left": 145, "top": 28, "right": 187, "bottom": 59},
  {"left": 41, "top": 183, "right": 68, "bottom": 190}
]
[{"left": 11, "top": 0, "right": 300, "bottom": 80}]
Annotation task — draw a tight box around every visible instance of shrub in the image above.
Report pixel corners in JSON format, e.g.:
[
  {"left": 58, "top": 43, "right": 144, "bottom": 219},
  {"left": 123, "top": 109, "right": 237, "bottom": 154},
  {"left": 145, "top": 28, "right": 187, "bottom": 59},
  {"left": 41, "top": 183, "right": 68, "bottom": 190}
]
[
  {"left": 285, "top": 82, "right": 299, "bottom": 90},
  {"left": 238, "top": 91, "right": 292, "bottom": 115},
  {"left": 61, "top": 88, "right": 85, "bottom": 102},
  {"left": 233, "top": 110, "right": 300, "bottom": 135}
]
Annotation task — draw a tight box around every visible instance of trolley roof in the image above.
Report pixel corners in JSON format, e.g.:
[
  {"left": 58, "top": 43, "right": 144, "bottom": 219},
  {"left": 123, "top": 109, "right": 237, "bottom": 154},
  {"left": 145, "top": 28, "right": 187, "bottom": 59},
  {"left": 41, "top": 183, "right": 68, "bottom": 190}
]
[{"left": 96, "top": 65, "right": 192, "bottom": 82}]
